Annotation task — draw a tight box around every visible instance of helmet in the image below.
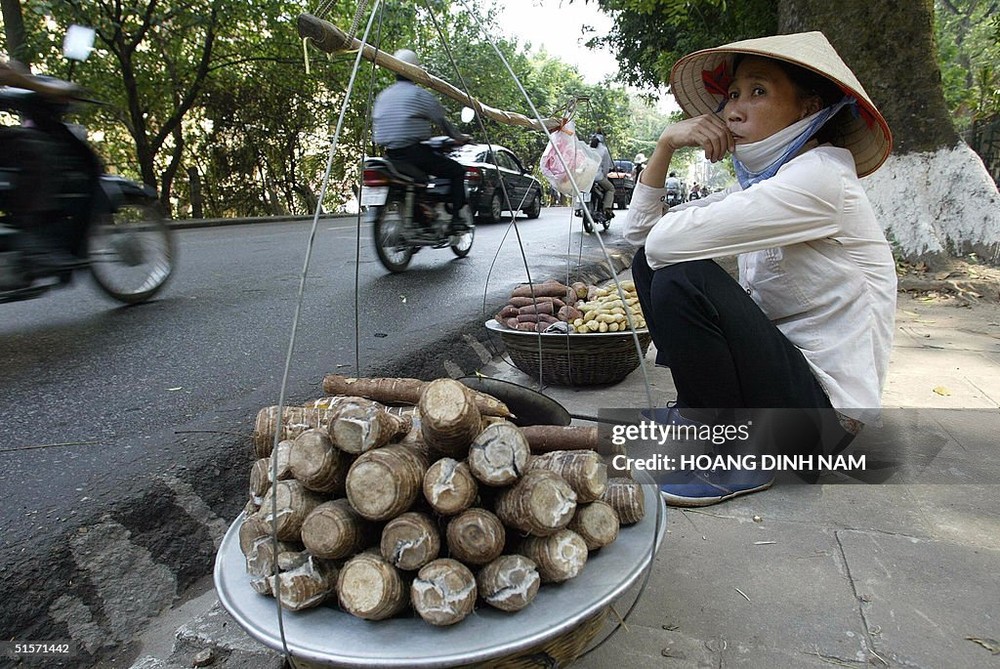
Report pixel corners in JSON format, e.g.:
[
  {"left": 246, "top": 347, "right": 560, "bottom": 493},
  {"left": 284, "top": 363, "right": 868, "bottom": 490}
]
[
  {"left": 393, "top": 48, "right": 421, "bottom": 68},
  {"left": 634, "top": 152, "right": 647, "bottom": 164}
]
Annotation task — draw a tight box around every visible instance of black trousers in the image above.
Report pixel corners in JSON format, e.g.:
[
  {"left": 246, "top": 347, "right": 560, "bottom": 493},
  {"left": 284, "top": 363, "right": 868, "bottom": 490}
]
[
  {"left": 631, "top": 249, "right": 853, "bottom": 460},
  {"left": 386, "top": 143, "right": 466, "bottom": 215}
]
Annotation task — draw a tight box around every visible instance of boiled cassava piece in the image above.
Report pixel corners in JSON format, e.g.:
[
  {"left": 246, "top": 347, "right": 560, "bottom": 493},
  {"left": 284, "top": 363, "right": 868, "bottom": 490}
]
[
  {"left": 380, "top": 511, "right": 441, "bottom": 571},
  {"left": 322, "top": 374, "right": 513, "bottom": 418},
  {"left": 337, "top": 551, "right": 409, "bottom": 621},
  {"left": 238, "top": 513, "right": 272, "bottom": 557},
  {"left": 244, "top": 534, "right": 300, "bottom": 578},
  {"left": 271, "top": 554, "right": 338, "bottom": 612},
  {"left": 418, "top": 378, "right": 483, "bottom": 458},
  {"left": 600, "top": 477, "right": 646, "bottom": 525},
  {"left": 328, "top": 397, "right": 413, "bottom": 454},
  {"left": 346, "top": 444, "right": 428, "bottom": 521},
  {"left": 410, "top": 558, "right": 477, "bottom": 626},
  {"left": 445, "top": 508, "right": 506, "bottom": 566},
  {"left": 248, "top": 458, "right": 271, "bottom": 502},
  {"left": 526, "top": 450, "right": 607, "bottom": 503},
  {"left": 258, "top": 479, "right": 324, "bottom": 541},
  {"left": 289, "top": 429, "right": 346, "bottom": 494},
  {"left": 567, "top": 500, "right": 620, "bottom": 550},
  {"left": 422, "top": 457, "right": 478, "bottom": 515},
  {"left": 300, "top": 499, "right": 374, "bottom": 560},
  {"left": 495, "top": 469, "right": 577, "bottom": 537},
  {"left": 467, "top": 421, "right": 530, "bottom": 486},
  {"left": 520, "top": 529, "right": 589, "bottom": 583},
  {"left": 252, "top": 404, "right": 342, "bottom": 458},
  {"left": 270, "top": 439, "right": 294, "bottom": 481},
  {"left": 476, "top": 554, "right": 541, "bottom": 612}
]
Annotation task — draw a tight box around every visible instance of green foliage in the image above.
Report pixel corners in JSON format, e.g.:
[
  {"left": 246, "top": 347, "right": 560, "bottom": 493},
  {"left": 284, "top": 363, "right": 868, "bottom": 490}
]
[
  {"left": 935, "top": 0, "right": 1000, "bottom": 131},
  {"left": 1, "top": 0, "right": 677, "bottom": 217},
  {"left": 587, "top": 0, "right": 776, "bottom": 88}
]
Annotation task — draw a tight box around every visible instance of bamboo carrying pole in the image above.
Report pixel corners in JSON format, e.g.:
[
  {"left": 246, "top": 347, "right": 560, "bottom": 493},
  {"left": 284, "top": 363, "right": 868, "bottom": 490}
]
[{"left": 297, "top": 13, "right": 564, "bottom": 132}]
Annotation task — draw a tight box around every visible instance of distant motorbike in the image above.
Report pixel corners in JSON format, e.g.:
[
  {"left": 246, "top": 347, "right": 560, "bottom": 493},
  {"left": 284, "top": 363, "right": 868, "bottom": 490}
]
[
  {"left": 0, "top": 78, "right": 174, "bottom": 305},
  {"left": 573, "top": 182, "right": 612, "bottom": 234},
  {"left": 665, "top": 189, "right": 683, "bottom": 208},
  {"left": 361, "top": 136, "right": 474, "bottom": 273}
]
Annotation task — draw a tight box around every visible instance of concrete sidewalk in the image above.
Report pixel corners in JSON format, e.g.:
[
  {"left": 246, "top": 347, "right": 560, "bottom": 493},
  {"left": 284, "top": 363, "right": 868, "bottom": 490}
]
[{"left": 129, "top": 290, "right": 1000, "bottom": 669}]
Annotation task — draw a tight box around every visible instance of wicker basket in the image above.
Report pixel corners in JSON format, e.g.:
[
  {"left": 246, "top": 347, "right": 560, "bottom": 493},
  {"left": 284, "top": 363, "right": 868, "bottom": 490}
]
[{"left": 486, "top": 320, "right": 652, "bottom": 386}]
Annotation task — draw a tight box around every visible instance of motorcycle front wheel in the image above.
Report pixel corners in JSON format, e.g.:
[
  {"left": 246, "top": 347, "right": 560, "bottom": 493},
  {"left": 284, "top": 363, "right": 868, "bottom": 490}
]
[
  {"left": 581, "top": 203, "right": 595, "bottom": 234},
  {"left": 373, "top": 197, "right": 414, "bottom": 272},
  {"left": 88, "top": 200, "right": 175, "bottom": 304}
]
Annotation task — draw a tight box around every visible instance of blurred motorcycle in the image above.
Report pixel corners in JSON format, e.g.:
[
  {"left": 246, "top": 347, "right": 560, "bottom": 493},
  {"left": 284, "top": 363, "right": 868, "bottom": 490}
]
[
  {"left": 361, "top": 136, "right": 474, "bottom": 273},
  {"left": 573, "top": 182, "right": 612, "bottom": 234},
  {"left": 0, "top": 27, "right": 174, "bottom": 305}
]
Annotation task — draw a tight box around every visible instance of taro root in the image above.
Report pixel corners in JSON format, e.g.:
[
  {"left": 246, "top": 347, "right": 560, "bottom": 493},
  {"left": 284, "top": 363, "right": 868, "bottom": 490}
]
[
  {"left": 258, "top": 479, "right": 325, "bottom": 541},
  {"left": 301, "top": 499, "right": 374, "bottom": 560},
  {"left": 346, "top": 444, "right": 428, "bottom": 521},
  {"left": 476, "top": 554, "right": 541, "bottom": 612},
  {"left": 381, "top": 511, "right": 441, "bottom": 571},
  {"left": 337, "top": 552, "right": 408, "bottom": 621},
  {"left": 495, "top": 469, "right": 577, "bottom": 537},
  {"left": 519, "top": 529, "right": 589, "bottom": 583},
  {"left": 423, "top": 457, "right": 478, "bottom": 516},
  {"left": 419, "top": 378, "right": 483, "bottom": 458},
  {"left": 525, "top": 450, "right": 607, "bottom": 503},
  {"left": 410, "top": 558, "right": 477, "bottom": 626},
  {"left": 600, "top": 477, "right": 645, "bottom": 525},
  {"left": 445, "top": 508, "right": 505, "bottom": 566},
  {"left": 289, "top": 429, "right": 346, "bottom": 494},
  {"left": 467, "top": 421, "right": 530, "bottom": 486},
  {"left": 567, "top": 500, "right": 620, "bottom": 550},
  {"left": 271, "top": 554, "right": 338, "bottom": 611}
]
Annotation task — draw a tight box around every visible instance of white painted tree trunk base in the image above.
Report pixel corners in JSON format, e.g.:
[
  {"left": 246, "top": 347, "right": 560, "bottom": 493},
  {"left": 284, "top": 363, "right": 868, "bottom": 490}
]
[{"left": 863, "top": 142, "right": 1000, "bottom": 263}]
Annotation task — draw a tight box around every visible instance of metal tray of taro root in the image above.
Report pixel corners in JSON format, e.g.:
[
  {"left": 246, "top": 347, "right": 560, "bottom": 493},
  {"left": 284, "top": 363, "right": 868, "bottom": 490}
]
[{"left": 214, "top": 472, "right": 666, "bottom": 668}]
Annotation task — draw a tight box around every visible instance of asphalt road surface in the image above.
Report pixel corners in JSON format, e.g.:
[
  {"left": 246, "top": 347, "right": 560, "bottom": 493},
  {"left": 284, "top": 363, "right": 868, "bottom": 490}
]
[{"left": 0, "top": 206, "right": 633, "bottom": 664}]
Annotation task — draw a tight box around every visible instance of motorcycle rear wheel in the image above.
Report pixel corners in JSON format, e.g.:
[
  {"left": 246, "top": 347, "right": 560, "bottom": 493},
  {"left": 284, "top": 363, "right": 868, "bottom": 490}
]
[
  {"left": 373, "top": 197, "right": 414, "bottom": 272},
  {"left": 88, "top": 200, "right": 175, "bottom": 304}
]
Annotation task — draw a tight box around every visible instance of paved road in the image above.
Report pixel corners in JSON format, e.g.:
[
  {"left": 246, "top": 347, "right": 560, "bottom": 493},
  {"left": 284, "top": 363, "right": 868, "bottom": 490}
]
[{"left": 0, "top": 207, "right": 633, "bottom": 665}]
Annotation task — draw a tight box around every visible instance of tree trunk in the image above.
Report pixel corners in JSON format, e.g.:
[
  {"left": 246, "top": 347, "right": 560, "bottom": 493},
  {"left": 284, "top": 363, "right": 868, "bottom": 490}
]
[
  {"left": 1, "top": 0, "right": 29, "bottom": 66},
  {"left": 780, "top": 0, "right": 1000, "bottom": 263}
]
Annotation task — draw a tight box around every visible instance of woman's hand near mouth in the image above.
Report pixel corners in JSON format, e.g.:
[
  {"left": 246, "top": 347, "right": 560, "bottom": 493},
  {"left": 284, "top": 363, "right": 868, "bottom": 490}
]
[{"left": 640, "top": 114, "right": 734, "bottom": 188}]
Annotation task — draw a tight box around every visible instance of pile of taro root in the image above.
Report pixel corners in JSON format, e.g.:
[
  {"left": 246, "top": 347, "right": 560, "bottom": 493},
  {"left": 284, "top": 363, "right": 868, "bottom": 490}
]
[
  {"left": 494, "top": 278, "right": 647, "bottom": 333},
  {"left": 241, "top": 374, "right": 645, "bottom": 627}
]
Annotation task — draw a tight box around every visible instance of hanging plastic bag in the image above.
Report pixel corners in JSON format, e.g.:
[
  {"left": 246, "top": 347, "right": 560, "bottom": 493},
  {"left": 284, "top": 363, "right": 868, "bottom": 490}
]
[{"left": 539, "top": 120, "right": 600, "bottom": 197}]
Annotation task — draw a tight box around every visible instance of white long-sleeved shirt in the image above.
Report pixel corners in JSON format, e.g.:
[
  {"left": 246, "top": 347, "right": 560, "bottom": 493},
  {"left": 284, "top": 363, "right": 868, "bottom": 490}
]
[{"left": 623, "top": 146, "right": 896, "bottom": 421}]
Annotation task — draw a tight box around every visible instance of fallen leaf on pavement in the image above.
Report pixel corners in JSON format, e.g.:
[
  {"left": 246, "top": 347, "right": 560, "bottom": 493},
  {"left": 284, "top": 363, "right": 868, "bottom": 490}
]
[
  {"left": 932, "top": 386, "right": 951, "bottom": 396},
  {"left": 965, "top": 637, "right": 1000, "bottom": 654}
]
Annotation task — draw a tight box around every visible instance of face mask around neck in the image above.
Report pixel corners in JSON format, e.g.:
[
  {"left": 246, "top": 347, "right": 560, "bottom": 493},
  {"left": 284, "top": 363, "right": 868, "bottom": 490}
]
[{"left": 731, "top": 97, "right": 852, "bottom": 188}]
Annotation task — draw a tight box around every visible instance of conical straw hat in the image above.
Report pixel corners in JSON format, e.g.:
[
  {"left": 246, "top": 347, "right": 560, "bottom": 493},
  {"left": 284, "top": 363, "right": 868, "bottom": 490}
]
[{"left": 669, "top": 31, "right": 892, "bottom": 177}]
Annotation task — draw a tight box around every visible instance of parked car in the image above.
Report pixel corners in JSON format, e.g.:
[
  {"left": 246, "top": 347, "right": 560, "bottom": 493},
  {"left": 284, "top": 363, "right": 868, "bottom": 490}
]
[
  {"left": 607, "top": 159, "right": 635, "bottom": 209},
  {"left": 450, "top": 144, "right": 543, "bottom": 222}
]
